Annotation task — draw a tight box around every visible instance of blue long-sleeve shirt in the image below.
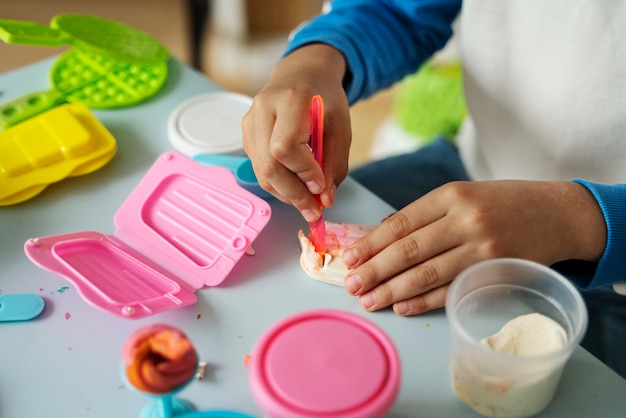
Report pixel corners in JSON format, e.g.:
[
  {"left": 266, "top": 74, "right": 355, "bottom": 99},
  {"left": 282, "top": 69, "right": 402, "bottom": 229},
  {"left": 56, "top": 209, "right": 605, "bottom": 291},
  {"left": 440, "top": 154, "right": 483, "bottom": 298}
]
[{"left": 286, "top": 0, "right": 462, "bottom": 105}]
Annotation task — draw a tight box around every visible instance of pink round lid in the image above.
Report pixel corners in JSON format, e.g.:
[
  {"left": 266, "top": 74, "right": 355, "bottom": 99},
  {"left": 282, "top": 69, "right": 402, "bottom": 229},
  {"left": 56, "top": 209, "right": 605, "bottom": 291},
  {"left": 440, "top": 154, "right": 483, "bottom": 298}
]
[{"left": 249, "top": 309, "right": 400, "bottom": 418}]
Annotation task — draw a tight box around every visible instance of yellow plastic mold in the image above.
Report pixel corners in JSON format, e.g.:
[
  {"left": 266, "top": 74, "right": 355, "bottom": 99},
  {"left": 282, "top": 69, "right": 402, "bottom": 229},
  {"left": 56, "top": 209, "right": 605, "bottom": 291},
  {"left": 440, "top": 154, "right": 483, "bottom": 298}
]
[{"left": 0, "top": 103, "right": 117, "bottom": 205}]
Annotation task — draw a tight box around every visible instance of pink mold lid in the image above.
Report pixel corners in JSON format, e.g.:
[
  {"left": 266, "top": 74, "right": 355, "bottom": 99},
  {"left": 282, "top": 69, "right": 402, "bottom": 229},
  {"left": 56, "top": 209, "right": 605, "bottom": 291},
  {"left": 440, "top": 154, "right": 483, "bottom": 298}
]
[
  {"left": 24, "top": 151, "right": 271, "bottom": 319},
  {"left": 248, "top": 309, "right": 401, "bottom": 418}
]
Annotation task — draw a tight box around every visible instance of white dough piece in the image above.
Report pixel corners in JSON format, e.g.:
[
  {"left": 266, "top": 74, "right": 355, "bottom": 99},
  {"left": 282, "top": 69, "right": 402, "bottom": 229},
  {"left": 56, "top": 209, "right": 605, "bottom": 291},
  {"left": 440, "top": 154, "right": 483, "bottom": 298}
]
[{"left": 298, "top": 222, "right": 376, "bottom": 286}]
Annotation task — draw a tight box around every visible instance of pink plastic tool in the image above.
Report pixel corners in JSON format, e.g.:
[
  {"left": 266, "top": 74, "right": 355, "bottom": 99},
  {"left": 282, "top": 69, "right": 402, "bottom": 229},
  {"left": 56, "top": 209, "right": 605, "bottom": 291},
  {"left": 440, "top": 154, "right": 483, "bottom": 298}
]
[
  {"left": 308, "top": 95, "right": 326, "bottom": 253},
  {"left": 248, "top": 309, "right": 401, "bottom": 418},
  {"left": 24, "top": 151, "right": 272, "bottom": 319}
]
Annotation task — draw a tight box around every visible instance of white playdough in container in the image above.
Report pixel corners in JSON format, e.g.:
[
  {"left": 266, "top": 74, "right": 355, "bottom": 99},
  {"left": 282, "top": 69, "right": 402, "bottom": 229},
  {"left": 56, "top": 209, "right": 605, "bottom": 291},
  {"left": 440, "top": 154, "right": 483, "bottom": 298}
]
[{"left": 452, "top": 312, "right": 569, "bottom": 417}]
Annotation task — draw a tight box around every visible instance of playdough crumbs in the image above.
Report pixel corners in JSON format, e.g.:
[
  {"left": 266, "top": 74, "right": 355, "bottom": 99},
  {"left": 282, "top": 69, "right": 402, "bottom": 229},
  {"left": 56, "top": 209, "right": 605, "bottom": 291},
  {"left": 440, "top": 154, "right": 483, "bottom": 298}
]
[
  {"left": 425, "top": 323, "right": 431, "bottom": 328},
  {"left": 243, "top": 354, "right": 251, "bottom": 367},
  {"left": 298, "top": 221, "right": 376, "bottom": 286},
  {"left": 64, "top": 312, "right": 71, "bottom": 320},
  {"left": 246, "top": 245, "right": 256, "bottom": 255},
  {"left": 196, "top": 360, "right": 208, "bottom": 380},
  {"left": 56, "top": 286, "right": 70, "bottom": 294},
  {"left": 196, "top": 314, "right": 202, "bottom": 320}
]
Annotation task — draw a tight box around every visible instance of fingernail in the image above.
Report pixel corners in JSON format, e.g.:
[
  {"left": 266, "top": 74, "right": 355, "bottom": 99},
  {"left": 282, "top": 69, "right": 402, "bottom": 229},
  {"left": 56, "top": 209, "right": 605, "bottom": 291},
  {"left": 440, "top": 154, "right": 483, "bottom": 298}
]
[
  {"left": 394, "top": 301, "right": 410, "bottom": 316},
  {"left": 321, "top": 184, "right": 336, "bottom": 208},
  {"left": 360, "top": 292, "right": 376, "bottom": 310},
  {"left": 301, "top": 209, "right": 318, "bottom": 222},
  {"left": 344, "top": 272, "right": 362, "bottom": 295},
  {"left": 306, "top": 180, "right": 322, "bottom": 194},
  {"left": 342, "top": 248, "right": 358, "bottom": 267}
]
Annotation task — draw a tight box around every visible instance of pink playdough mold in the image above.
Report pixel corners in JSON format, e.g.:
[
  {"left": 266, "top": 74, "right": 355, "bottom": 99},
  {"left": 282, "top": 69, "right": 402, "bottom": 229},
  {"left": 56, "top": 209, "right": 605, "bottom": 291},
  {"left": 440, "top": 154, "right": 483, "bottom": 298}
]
[{"left": 24, "top": 151, "right": 271, "bottom": 319}]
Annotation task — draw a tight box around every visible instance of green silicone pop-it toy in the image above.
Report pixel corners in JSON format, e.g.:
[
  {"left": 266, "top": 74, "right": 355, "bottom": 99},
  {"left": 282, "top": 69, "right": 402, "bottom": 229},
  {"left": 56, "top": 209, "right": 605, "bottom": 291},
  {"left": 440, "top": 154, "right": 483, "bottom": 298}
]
[
  {"left": 51, "top": 49, "right": 168, "bottom": 108},
  {"left": 0, "top": 14, "right": 170, "bottom": 131},
  {"left": 0, "top": 14, "right": 169, "bottom": 63},
  {"left": 0, "top": 49, "right": 168, "bottom": 130}
]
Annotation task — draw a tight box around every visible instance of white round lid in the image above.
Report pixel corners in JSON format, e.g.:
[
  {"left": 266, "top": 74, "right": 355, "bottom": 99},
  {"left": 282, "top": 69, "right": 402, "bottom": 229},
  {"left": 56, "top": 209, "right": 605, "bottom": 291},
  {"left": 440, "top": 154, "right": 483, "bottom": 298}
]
[{"left": 168, "top": 92, "right": 252, "bottom": 156}]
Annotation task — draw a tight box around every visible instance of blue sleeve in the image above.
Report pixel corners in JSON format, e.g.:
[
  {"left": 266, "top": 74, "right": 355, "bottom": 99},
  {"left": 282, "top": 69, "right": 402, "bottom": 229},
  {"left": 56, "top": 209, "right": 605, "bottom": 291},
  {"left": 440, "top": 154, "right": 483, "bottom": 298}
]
[
  {"left": 552, "top": 180, "right": 626, "bottom": 292},
  {"left": 284, "top": 0, "right": 462, "bottom": 104}
]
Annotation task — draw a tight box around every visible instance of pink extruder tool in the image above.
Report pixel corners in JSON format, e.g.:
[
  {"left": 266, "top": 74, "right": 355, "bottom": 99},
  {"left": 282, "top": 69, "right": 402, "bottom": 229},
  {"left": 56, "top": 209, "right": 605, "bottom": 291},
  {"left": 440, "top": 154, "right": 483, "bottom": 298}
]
[
  {"left": 24, "top": 151, "right": 272, "bottom": 319},
  {"left": 308, "top": 95, "right": 326, "bottom": 253}
]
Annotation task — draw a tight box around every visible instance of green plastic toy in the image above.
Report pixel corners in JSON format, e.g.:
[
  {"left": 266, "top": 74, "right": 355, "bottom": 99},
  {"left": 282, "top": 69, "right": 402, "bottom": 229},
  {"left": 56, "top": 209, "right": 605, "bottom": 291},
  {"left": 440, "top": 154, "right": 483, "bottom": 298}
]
[
  {"left": 0, "top": 49, "right": 168, "bottom": 130},
  {"left": 393, "top": 61, "right": 466, "bottom": 145},
  {"left": 0, "top": 14, "right": 169, "bottom": 63},
  {"left": 0, "top": 14, "right": 170, "bottom": 131}
]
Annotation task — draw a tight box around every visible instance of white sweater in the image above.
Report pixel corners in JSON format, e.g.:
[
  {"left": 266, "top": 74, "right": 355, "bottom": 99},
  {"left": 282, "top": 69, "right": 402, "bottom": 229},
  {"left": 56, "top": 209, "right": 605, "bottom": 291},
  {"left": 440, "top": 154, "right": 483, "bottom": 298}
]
[{"left": 457, "top": 1, "right": 626, "bottom": 183}]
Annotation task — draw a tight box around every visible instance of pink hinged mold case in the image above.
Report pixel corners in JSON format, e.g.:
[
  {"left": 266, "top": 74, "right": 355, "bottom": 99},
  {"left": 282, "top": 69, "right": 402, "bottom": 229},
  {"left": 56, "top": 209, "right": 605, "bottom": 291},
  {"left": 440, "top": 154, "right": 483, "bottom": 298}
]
[{"left": 24, "top": 151, "right": 272, "bottom": 319}]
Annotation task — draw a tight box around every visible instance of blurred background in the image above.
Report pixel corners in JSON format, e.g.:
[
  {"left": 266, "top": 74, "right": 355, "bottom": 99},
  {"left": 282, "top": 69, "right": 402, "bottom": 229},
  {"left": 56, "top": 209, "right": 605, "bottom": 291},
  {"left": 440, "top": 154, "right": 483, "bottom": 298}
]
[{"left": 0, "top": 0, "right": 399, "bottom": 167}]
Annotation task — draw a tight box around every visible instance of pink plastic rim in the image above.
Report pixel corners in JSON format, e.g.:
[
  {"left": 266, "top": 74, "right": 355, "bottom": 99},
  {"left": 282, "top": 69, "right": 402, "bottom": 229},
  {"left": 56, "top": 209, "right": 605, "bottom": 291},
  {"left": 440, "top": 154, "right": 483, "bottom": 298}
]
[{"left": 249, "top": 309, "right": 401, "bottom": 418}]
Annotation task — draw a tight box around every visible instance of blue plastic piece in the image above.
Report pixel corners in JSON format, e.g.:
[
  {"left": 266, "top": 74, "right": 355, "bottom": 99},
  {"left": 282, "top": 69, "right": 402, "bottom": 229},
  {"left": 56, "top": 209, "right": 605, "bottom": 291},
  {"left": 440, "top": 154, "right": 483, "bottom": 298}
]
[
  {"left": 193, "top": 154, "right": 271, "bottom": 200},
  {"left": 139, "top": 396, "right": 193, "bottom": 418},
  {"left": 0, "top": 293, "right": 45, "bottom": 321},
  {"left": 177, "top": 411, "right": 256, "bottom": 418}
]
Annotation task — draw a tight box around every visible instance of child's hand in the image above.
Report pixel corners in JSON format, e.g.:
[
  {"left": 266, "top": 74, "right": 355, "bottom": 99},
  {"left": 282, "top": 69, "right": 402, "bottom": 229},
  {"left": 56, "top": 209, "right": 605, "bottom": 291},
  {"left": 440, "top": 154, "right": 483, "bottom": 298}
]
[
  {"left": 242, "top": 44, "right": 351, "bottom": 221},
  {"left": 342, "top": 180, "right": 606, "bottom": 316}
]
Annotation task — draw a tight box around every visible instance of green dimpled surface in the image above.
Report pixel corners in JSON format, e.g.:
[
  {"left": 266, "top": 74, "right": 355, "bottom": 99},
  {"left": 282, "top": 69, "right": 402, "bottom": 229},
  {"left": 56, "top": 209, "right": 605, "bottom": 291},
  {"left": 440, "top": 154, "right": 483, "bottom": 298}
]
[
  {"left": 52, "top": 14, "right": 170, "bottom": 63},
  {"left": 50, "top": 49, "right": 168, "bottom": 109}
]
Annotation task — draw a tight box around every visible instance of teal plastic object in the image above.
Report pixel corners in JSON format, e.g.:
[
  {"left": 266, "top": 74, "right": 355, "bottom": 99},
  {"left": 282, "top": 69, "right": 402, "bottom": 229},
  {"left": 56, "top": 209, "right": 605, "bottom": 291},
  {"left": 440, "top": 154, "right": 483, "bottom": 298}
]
[
  {"left": 193, "top": 153, "right": 271, "bottom": 199},
  {"left": 177, "top": 412, "right": 255, "bottom": 418},
  {"left": 0, "top": 294, "right": 45, "bottom": 321},
  {"left": 0, "top": 48, "right": 168, "bottom": 131}
]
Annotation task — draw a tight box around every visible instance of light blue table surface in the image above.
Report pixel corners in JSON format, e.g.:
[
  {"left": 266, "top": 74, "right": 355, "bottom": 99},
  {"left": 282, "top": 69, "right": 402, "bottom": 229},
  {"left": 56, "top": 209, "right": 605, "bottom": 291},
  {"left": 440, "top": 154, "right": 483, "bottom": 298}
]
[{"left": 1, "top": 57, "right": 625, "bottom": 418}]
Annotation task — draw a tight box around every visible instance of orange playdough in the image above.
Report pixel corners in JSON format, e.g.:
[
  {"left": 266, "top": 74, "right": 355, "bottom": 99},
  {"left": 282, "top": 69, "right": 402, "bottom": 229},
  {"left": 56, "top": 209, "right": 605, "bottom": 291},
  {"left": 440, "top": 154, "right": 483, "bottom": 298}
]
[{"left": 123, "top": 323, "right": 198, "bottom": 394}]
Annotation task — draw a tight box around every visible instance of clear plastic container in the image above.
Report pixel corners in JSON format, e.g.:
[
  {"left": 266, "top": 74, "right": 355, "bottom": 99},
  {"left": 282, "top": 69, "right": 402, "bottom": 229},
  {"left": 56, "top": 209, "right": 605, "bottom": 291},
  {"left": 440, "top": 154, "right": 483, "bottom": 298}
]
[{"left": 446, "top": 258, "right": 588, "bottom": 417}]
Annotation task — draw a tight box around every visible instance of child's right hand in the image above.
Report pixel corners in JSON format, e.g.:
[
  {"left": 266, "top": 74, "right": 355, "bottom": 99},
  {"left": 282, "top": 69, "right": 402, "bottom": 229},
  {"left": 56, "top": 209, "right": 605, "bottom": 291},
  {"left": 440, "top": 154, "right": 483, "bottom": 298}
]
[{"left": 242, "top": 44, "right": 352, "bottom": 222}]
